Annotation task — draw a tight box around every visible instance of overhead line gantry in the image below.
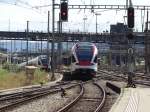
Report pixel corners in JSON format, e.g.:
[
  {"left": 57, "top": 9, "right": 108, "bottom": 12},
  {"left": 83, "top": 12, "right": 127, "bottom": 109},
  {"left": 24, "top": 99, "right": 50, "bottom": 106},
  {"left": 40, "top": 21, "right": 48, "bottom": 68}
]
[{"left": 54, "top": 4, "right": 150, "bottom": 10}]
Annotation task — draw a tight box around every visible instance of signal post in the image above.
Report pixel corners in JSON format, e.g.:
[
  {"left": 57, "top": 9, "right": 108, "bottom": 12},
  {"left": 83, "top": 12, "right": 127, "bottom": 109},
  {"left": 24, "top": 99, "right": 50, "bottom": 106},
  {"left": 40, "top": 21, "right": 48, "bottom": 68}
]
[{"left": 126, "top": 2, "right": 136, "bottom": 87}]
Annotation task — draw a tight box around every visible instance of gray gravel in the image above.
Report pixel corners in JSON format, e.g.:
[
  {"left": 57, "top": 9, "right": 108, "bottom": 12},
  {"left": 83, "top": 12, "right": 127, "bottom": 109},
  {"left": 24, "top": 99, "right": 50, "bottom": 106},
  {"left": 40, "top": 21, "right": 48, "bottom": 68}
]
[
  {"left": 97, "top": 80, "right": 120, "bottom": 112},
  {"left": 7, "top": 86, "right": 80, "bottom": 112},
  {"left": 67, "top": 82, "right": 102, "bottom": 112}
]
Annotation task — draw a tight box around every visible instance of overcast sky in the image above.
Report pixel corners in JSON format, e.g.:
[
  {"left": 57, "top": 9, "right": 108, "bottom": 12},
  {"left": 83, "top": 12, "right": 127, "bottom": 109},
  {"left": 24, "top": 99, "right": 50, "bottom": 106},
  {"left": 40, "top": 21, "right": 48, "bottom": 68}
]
[{"left": 0, "top": 0, "right": 149, "bottom": 32}]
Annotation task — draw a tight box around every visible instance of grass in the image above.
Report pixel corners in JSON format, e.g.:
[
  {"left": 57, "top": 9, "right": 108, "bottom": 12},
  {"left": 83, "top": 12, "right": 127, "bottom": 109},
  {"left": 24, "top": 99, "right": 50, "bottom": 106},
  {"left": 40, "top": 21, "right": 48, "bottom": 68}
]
[
  {"left": 0, "top": 68, "right": 49, "bottom": 90},
  {"left": 32, "top": 68, "right": 49, "bottom": 85}
]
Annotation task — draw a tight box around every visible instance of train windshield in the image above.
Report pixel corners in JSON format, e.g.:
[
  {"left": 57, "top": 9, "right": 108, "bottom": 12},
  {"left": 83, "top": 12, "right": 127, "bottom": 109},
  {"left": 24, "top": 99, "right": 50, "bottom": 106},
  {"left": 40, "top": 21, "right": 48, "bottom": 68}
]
[
  {"left": 76, "top": 45, "right": 93, "bottom": 61},
  {"left": 41, "top": 58, "right": 48, "bottom": 65},
  {"left": 39, "top": 55, "right": 49, "bottom": 65},
  {"left": 76, "top": 42, "right": 94, "bottom": 51}
]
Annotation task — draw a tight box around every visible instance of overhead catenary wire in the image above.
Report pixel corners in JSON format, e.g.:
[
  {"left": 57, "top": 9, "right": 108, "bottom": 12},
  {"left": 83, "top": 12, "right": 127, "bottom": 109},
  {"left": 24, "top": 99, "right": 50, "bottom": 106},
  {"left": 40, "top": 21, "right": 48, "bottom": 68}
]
[
  {"left": 0, "top": 0, "right": 149, "bottom": 33},
  {"left": 0, "top": 0, "right": 47, "bottom": 15}
]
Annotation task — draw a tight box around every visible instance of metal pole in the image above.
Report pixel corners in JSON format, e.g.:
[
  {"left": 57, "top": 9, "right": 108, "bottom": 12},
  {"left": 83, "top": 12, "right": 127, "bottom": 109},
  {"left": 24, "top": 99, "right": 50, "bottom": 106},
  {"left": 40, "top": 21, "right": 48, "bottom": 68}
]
[
  {"left": 58, "top": 13, "right": 62, "bottom": 67},
  {"left": 96, "top": 14, "right": 97, "bottom": 34},
  {"left": 145, "top": 10, "right": 149, "bottom": 73},
  {"left": 7, "top": 18, "right": 10, "bottom": 63},
  {"left": 51, "top": 0, "right": 55, "bottom": 79},
  {"left": 127, "top": 33, "right": 135, "bottom": 87},
  {"left": 119, "top": 44, "right": 121, "bottom": 67},
  {"left": 21, "top": 39, "right": 23, "bottom": 62},
  {"left": 126, "top": 0, "right": 128, "bottom": 9},
  {"left": 10, "top": 38, "right": 12, "bottom": 64},
  {"left": 95, "top": 13, "right": 101, "bottom": 34},
  {"left": 84, "top": 18, "right": 85, "bottom": 32},
  {"left": 8, "top": 18, "right": 11, "bottom": 62},
  {"left": 41, "top": 37, "right": 42, "bottom": 54},
  {"left": 83, "top": 17, "right": 87, "bottom": 33},
  {"left": 26, "top": 21, "right": 29, "bottom": 65},
  {"left": 47, "top": 11, "right": 50, "bottom": 71}
]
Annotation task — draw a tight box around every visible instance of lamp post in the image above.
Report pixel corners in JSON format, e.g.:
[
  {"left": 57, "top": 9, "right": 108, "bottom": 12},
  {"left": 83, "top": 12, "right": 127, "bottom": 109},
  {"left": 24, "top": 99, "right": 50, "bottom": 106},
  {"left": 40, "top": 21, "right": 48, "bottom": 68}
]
[
  {"left": 95, "top": 13, "right": 101, "bottom": 34},
  {"left": 126, "top": 0, "right": 128, "bottom": 9},
  {"left": 26, "top": 21, "right": 29, "bottom": 65},
  {"left": 51, "top": 0, "right": 55, "bottom": 80},
  {"left": 83, "top": 17, "right": 87, "bottom": 33}
]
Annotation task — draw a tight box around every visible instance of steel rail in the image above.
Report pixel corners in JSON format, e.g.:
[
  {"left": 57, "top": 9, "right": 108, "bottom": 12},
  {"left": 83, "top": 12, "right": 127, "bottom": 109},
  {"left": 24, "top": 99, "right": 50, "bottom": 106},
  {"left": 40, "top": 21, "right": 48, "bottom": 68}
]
[
  {"left": 97, "top": 70, "right": 127, "bottom": 81},
  {"left": 56, "top": 84, "right": 84, "bottom": 112},
  {"left": 57, "top": 81, "right": 106, "bottom": 112},
  {"left": 0, "top": 88, "right": 61, "bottom": 111},
  {"left": 0, "top": 81, "right": 71, "bottom": 101},
  {"left": 98, "top": 69, "right": 150, "bottom": 87},
  {"left": 93, "top": 82, "right": 106, "bottom": 112},
  {"left": 0, "top": 83, "right": 80, "bottom": 111}
]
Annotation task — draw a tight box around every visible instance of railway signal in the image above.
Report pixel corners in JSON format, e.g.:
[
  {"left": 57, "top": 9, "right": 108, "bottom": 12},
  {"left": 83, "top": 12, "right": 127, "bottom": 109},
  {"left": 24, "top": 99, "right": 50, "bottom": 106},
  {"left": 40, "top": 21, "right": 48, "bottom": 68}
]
[
  {"left": 60, "top": 1, "right": 68, "bottom": 21},
  {"left": 127, "top": 7, "right": 134, "bottom": 28}
]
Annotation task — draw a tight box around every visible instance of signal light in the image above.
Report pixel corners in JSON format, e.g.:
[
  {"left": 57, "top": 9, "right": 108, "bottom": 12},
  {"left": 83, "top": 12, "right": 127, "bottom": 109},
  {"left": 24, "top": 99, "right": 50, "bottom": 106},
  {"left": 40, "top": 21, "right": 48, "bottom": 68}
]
[
  {"left": 127, "top": 7, "right": 134, "bottom": 28},
  {"left": 60, "top": 2, "right": 68, "bottom": 21}
]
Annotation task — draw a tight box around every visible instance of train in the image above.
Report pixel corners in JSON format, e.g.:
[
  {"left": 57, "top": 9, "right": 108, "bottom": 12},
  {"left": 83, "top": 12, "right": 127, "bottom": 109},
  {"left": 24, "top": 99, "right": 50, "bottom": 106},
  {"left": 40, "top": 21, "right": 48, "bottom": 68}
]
[
  {"left": 38, "top": 55, "right": 51, "bottom": 71},
  {"left": 70, "top": 42, "right": 98, "bottom": 79},
  {"left": 18, "top": 55, "right": 51, "bottom": 71}
]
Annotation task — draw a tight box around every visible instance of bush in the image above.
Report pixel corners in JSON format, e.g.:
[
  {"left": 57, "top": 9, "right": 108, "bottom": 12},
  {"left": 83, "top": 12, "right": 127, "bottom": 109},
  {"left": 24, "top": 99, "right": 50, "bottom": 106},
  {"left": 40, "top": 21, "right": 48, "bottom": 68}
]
[
  {"left": 2, "top": 62, "right": 10, "bottom": 70},
  {"left": 0, "top": 69, "right": 26, "bottom": 90},
  {"left": 2, "top": 63, "right": 21, "bottom": 72},
  {"left": 0, "top": 68, "right": 49, "bottom": 90}
]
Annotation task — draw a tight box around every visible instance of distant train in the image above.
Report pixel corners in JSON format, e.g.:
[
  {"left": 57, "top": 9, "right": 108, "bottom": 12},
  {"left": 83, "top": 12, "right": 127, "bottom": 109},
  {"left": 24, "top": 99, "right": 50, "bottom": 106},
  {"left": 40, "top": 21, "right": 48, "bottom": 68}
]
[
  {"left": 70, "top": 42, "right": 98, "bottom": 79},
  {"left": 18, "top": 55, "right": 51, "bottom": 71},
  {"left": 38, "top": 55, "right": 51, "bottom": 71}
]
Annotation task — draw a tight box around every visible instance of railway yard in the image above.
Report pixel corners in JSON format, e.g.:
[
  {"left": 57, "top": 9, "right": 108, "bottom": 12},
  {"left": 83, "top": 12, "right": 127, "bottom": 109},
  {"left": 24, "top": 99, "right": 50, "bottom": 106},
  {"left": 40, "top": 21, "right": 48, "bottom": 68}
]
[
  {"left": 1, "top": 0, "right": 150, "bottom": 111},
  {"left": 0, "top": 67, "right": 149, "bottom": 112}
]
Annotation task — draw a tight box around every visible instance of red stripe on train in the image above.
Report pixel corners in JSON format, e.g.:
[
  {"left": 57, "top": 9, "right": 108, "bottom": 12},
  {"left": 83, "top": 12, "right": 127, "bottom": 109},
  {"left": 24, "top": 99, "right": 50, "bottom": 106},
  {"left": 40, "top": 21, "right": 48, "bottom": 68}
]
[{"left": 77, "top": 61, "right": 93, "bottom": 66}]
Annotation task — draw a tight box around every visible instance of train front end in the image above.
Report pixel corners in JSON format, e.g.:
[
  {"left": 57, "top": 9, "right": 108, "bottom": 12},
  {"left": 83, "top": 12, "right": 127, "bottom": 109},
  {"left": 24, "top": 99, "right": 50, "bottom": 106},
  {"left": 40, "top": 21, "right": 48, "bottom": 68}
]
[{"left": 71, "top": 42, "right": 98, "bottom": 79}]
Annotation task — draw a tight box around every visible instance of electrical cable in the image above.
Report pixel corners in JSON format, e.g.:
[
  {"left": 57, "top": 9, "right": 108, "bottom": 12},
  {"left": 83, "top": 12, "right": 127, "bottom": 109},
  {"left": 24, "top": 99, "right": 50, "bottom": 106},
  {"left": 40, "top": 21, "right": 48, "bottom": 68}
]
[{"left": 0, "top": 1, "right": 46, "bottom": 15}]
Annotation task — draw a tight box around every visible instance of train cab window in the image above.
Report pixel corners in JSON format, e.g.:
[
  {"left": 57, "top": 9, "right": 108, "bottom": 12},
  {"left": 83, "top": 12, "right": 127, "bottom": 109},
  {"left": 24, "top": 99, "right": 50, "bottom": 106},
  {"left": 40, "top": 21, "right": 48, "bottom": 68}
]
[
  {"left": 77, "top": 46, "right": 93, "bottom": 51},
  {"left": 94, "top": 55, "right": 97, "bottom": 63},
  {"left": 38, "top": 59, "right": 40, "bottom": 65}
]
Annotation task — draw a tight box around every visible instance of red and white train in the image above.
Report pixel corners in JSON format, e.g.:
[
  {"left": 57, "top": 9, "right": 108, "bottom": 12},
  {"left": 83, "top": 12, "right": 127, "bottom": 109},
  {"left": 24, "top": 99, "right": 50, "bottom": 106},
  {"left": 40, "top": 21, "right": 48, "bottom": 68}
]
[{"left": 70, "top": 42, "right": 98, "bottom": 78}]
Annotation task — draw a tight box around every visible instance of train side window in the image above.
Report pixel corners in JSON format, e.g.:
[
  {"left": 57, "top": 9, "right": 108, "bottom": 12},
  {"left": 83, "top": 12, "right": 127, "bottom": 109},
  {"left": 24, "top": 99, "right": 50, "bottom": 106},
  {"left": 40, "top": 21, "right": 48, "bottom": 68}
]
[{"left": 94, "top": 55, "right": 97, "bottom": 63}]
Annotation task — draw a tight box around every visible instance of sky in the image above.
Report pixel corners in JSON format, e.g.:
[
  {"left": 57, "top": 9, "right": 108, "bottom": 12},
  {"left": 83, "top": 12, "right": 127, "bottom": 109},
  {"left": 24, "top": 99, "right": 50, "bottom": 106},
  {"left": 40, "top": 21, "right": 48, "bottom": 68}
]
[{"left": 0, "top": 0, "right": 149, "bottom": 33}]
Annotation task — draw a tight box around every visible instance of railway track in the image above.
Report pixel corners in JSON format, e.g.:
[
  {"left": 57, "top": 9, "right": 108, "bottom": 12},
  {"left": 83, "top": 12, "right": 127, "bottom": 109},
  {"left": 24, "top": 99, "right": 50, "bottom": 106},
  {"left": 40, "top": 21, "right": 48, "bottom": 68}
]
[
  {"left": 97, "top": 69, "right": 150, "bottom": 86},
  {"left": 0, "top": 81, "right": 73, "bottom": 105},
  {"left": 0, "top": 81, "right": 70, "bottom": 96},
  {"left": 2, "top": 69, "right": 148, "bottom": 112},
  {"left": 0, "top": 81, "right": 80, "bottom": 111},
  {"left": 57, "top": 82, "right": 106, "bottom": 112},
  {"left": 0, "top": 71, "right": 119, "bottom": 112},
  {"left": 97, "top": 70, "right": 127, "bottom": 81}
]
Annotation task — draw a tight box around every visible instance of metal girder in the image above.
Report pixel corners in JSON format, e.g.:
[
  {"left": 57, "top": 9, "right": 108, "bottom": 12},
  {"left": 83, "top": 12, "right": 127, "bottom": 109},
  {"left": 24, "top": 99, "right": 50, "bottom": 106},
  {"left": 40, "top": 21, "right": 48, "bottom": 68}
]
[
  {"left": 55, "top": 4, "right": 150, "bottom": 10},
  {"left": 0, "top": 31, "right": 146, "bottom": 43}
]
